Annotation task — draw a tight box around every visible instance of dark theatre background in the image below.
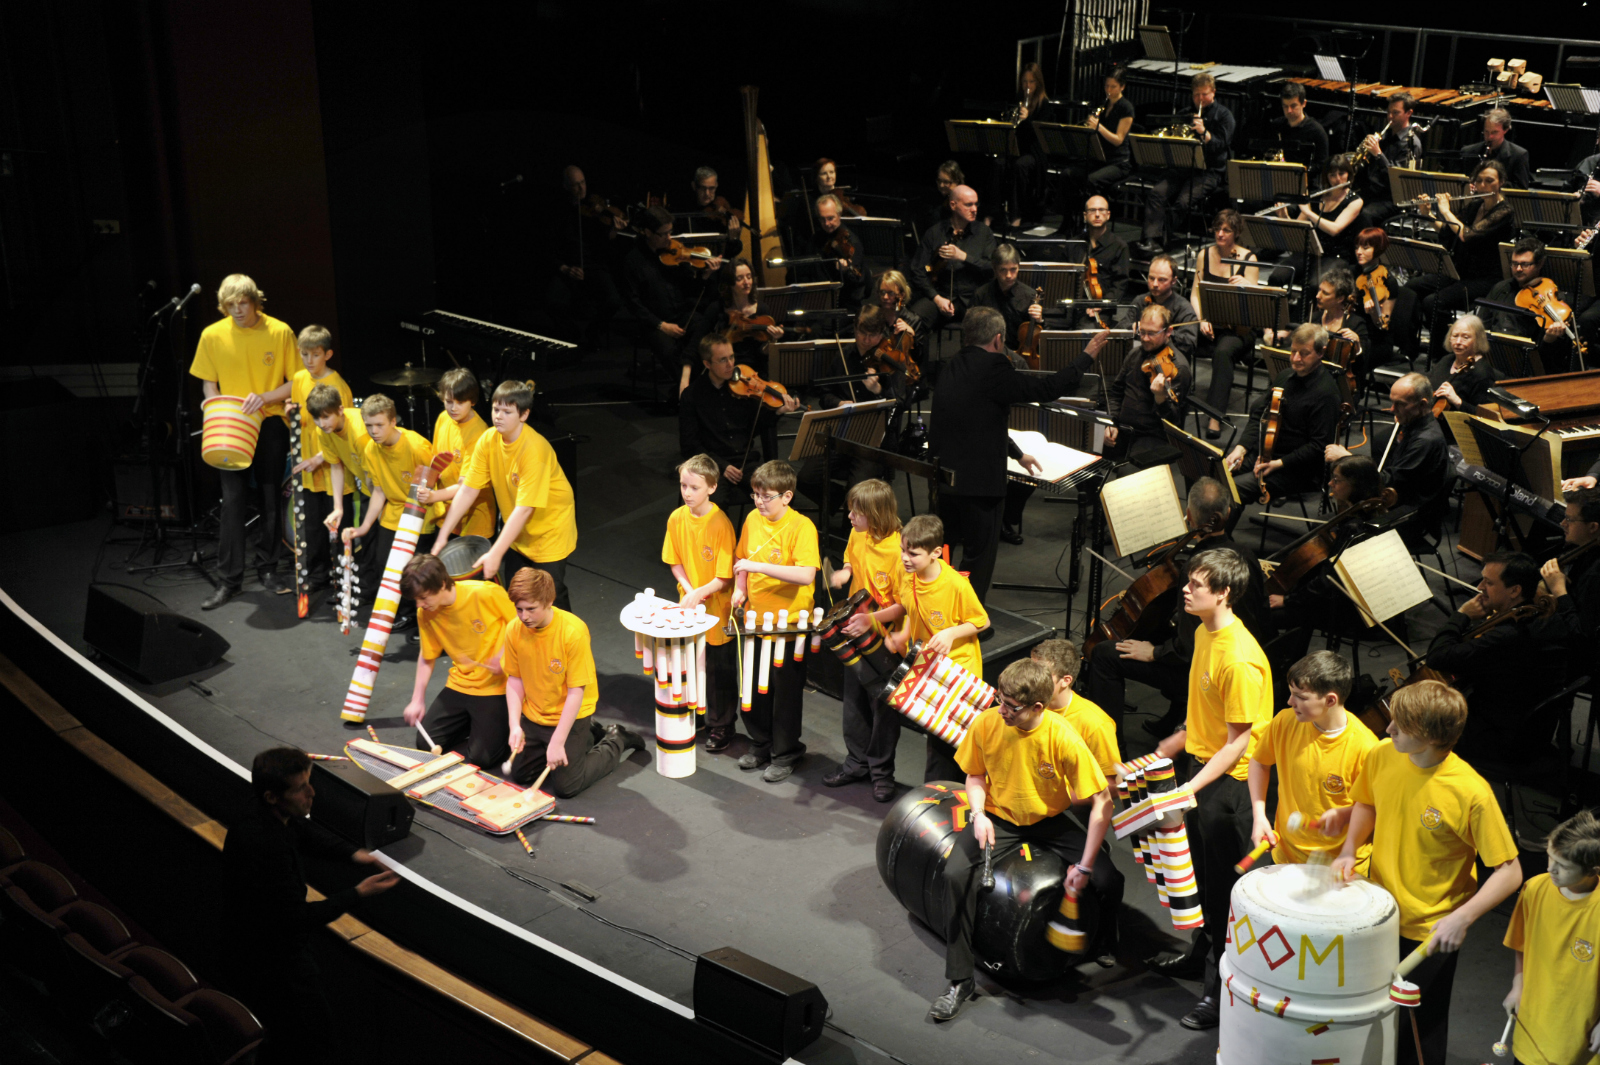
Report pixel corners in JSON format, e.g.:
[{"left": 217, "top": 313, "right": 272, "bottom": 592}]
[{"left": 3, "top": 1, "right": 1600, "bottom": 1063}]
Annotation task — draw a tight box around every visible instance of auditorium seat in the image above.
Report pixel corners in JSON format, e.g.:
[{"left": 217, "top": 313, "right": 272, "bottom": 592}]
[
  {"left": 53, "top": 901, "right": 143, "bottom": 1019},
  {"left": 120, "top": 945, "right": 201, "bottom": 1002},
  {"left": 177, "top": 988, "right": 265, "bottom": 1065},
  {"left": 0, "top": 826, "right": 24, "bottom": 870},
  {"left": 124, "top": 976, "right": 212, "bottom": 1064},
  {"left": 0, "top": 861, "right": 79, "bottom": 982}
]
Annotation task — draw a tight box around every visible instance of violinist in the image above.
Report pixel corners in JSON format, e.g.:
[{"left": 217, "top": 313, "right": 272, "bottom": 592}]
[
  {"left": 1103, "top": 304, "right": 1190, "bottom": 465},
  {"left": 1082, "top": 67, "right": 1136, "bottom": 198},
  {"left": 801, "top": 195, "right": 867, "bottom": 306},
  {"left": 1141, "top": 256, "right": 1200, "bottom": 361},
  {"left": 1326, "top": 373, "right": 1450, "bottom": 553},
  {"left": 1356, "top": 95, "right": 1423, "bottom": 228},
  {"left": 909, "top": 184, "right": 995, "bottom": 329},
  {"left": 623, "top": 206, "right": 724, "bottom": 396},
  {"left": 1402, "top": 160, "right": 1514, "bottom": 362},
  {"left": 1428, "top": 315, "right": 1499, "bottom": 417},
  {"left": 1458, "top": 110, "right": 1531, "bottom": 191},
  {"left": 1482, "top": 237, "right": 1579, "bottom": 373},
  {"left": 972, "top": 243, "right": 1048, "bottom": 349},
  {"left": 1135, "top": 73, "right": 1235, "bottom": 258},
  {"left": 876, "top": 270, "right": 929, "bottom": 367},
  {"left": 1190, "top": 209, "right": 1260, "bottom": 439},
  {"left": 540, "top": 166, "right": 624, "bottom": 349},
  {"left": 797, "top": 306, "right": 910, "bottom": 510},
  {"left": 1312, "top": 268, "right": 1369, "bottom": 368},
  {"left": 813, "top": 158, "right": 865, "bottom": 217},
  {"left": 1351, "top": 228, "right": 1405, "bottom": 372},
  {"left": 1267, "top": 82, "right": 1328, "bottom": 172},
  {"left": 1081, "top": 196, "right": 1131, "bottom": 318},
  {"left": 691, "top": 166, "right": 743, "bottom": 241},
  {"left": 1538, "top": 488, "right": 1600, "bottom": 682},
  {"left": 721, "top": 258, "right": 783, "bottom": 377},
  {"left": 1224, "top": 322, "right": 1342, "bottom": 505},
  {"left": 678, "top": 335, "right": 797, "bottom": 506},
  {"left": 1427, "top": 551, "right": 1565, "bottom": 764}
]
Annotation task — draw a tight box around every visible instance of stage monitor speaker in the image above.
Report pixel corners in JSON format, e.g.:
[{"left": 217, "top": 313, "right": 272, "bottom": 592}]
[
  {"left": 310, "top": 758, "right": 413, "bottom": 849},
  {"left": 82, "top": 583, "right": 230, "bottom": 684},
  {"left": 694, "top": 947, "right": 827, "bottom": 1060}
]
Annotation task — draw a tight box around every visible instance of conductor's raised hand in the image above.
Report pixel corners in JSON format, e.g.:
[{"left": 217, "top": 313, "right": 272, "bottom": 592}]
[{"left": 1085, "top": 328, "right": 1112, "bottom": 358}]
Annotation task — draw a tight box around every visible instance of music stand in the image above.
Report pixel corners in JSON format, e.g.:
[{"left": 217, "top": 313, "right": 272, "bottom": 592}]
[
  {"left": 946, "top": 119, "right": 1019, "bottom": 158},
  {"left": 757, "top": 282, "right": 842, "bottom": 320},
  {"left": 1033, "top": 122, "right": 1104, "bottom": 163},
  {"left": 1129, "top": 134, "right": 1206, "bottom": 174},
  {"left": 844, "top": 217, "right": 911, "bottom": 273},
  {"left": 1388, "top": 168, "right": 1469, "bottom": 205},
  {"left": 1502, "top": 188, "right": 1581, "bottom": 230},
  {"left": 770, "top": 340, "right": 838, "bottom": 391},
  {"left": 1237, "top": 217, "right": 1321, "bottom": 318},
  {"left": 1466, "top": 417, "right": 1551, "bottom": 549},
  {"left": 1019, "top": 262, "right": 1085, "bottom": 306},
  {"left": 1162, "top": 417, "right": 1241, "bottom": 504},
  {"left": 1040, "top": 330, "right": 1135, "bottom": 404},
  {"left": 1496, "top": 242, "right": 1595, "bottom": 298},
  {"left": 1227, "top": 160, "right": 1309, "bottom": 204},
  {"left": 789, "top": 400, "right": 896, "bottom": 548},
  {"left": 1483, "top": 330, "right": 1545, "bottom": 378},
  {"left": 1384, "top": 236, "right": 1459, "bottom": 281}
]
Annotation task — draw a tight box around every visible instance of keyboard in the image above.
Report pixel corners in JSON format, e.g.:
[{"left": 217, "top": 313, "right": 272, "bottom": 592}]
[{"left": 400, "top": 310, "right": 576, "bottom": 360}]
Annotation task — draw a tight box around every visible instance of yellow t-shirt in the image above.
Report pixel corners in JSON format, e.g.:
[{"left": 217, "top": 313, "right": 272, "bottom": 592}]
[
  {"left": 1054, "top": 692, "right": 1121, "bottom": 779},
  {"left": 736, "top": 506, "right": 819, "bottom": 621},
  {"left": 845, "top": 529, "right": 904, "bottom": 609},
  {"left": 363, "top": 427, "right": 439, "bottom": 533},
  {"left": 661, "top": 504, "right": 736, "bottom": 646},
  {"left": 418, "top": 580, "right": 516, "bottom": 696},
  {"left": 955, "top": 709, "right": 1108, "bottom": 826},
  {"left": 465, "top": 426, "right": 577, "bottom": 563},
  {"left": 317, "top": 408, "right": 373, "bottom": 497},
  {"left": 1504, "top": 874, "right": 1600, "bottom": 1065},
  {"left": 432, "top": 410, "right": 497, "bottom": 539},
  {"left": 189, "top": 313, "right": 295, "bottom": 421},
  {"left": 500, "top": 608, "right": 598, "bottom": 726},
  {"left": 1185, "top": 617, "right": 1273, "bottom": 782},
  {"left": 1253, "top": 707, "right": 1379, "bottom": 867},
  {"left": 290, "top": 369, "right": 353, "bottom": 494},
  {"left": 903, "top": 562, "right": 988, "bottom": 679},
  {"left": 1351, "top": 740, "right": 1519, "bottom": 941}
]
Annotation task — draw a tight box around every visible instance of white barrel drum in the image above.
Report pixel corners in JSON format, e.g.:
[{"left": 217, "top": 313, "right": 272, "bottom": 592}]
[
  {"left": 618, "top": 590, "right": 717, "bottom": 779},
  {"left": 1218, "top": 863, "right": 1400, "bottom": 1065}
]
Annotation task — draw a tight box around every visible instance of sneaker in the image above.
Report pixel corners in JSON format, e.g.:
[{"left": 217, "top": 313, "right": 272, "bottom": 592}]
[
  {"left": 201, "top": 585, "right": 239, "bottom": 611},
  {"left": 737, "top": 752, "right": 768, "bottom": 771},
  {"left": 762, "top": 762, "right": 794, "bottom": 783},
  {"left": 928, "top": 979, "right": 976, "bottom": 1022},
  {"left": 704, "top": 727, "right": 733, "bottom": 753}
]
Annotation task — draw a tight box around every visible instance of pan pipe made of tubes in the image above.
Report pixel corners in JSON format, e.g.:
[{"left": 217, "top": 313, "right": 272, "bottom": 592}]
[
  {"left": 727, "top": 605, "right": 825, "bottom": 713},
  {"left": 1113, "top": 754, "right": 1202, "bottom": 932},
  {"left": 621, "top": 590, "right": 722, "bottom": 778},
  {"left": 884, "top": 646, "right": 998, "bottom": 748}
]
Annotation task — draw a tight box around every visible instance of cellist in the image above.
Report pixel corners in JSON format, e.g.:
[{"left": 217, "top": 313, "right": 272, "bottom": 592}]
[{"left": 1223, "top": 323, "right": 1342, "bottom": 507}]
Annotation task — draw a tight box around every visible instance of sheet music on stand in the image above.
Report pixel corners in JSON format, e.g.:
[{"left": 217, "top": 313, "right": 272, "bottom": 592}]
[
  {"left": 770, "top": 340, "right": 846, "bottom": 391},
  {"left": 1137, "top": 24, "right": 1178, "bottom": 63},
  {"left": 1100, "top": 464, "right": 1187, "bottom": 558},
  {"left": 1502, "top": 188, "right": 1581, "bottom": 230},
  {"left": 1009, "top": 400, "right": 1111, "bottom": 458},
  {"left": 1019, "top": 262, "right": 1085, "bottom": 306},
  {"left": 1032, "top": 122, "right": 1105, "bottom": 163},
  {"left": 788, "top": 400, "right": 895, "bottom": 468},
  {"left": 1384, "top": 236, "right": 1459, "bottom": 281},
  {"left": 1238, "top": 216, "right": 1321, "bottom": 264},
  {"left": 1005, "top": 428, "right": 1102, "bottom": 494},
  {"left": 757, "top": 282, "right": 842, "bottom": 319},
  {"left": 946, "top": 119, "right": 1019, "bottom": 157},
  {"left": 1195, "top": 282, "right": 1290, "bottom": 333},
  {"left": 1227, "top": 160, "right": 1308, "bottom": 204},
  {"left": 1332, "top": 529, "right": 1432, "bottom": 626},
  {"left": 1496, "top": 241, "right": 1594, "bottom": 298},
  {"left": 1482, "top": 330, "right": 1544, "bottom": 378},
  {"left": 1129, "top": 135, "right": 1206, "bottom": 173},
  {"left": 1162, "top": 417, "right": 1242, "bottom": 504},
  {"left": 1388, "top": 168, "right": 1469, "bottom": 204},
  {"left": 1543, "top": 82, "right": 1600, "bottom": 114},
  {"left": 1039, "top": 330, "right": 1134, "bottom": 401}
]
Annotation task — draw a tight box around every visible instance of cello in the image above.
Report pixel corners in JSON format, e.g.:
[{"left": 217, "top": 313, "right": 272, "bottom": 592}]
[
  {"left": 1255, "top": 387, "right": 1284, "bottom": 505},
  {"left": 1264, "top": 488, "right": 1396, "bottom": 596},
  {"left": 1082, "top": 512, "right": 1226, "bottom": 658}
]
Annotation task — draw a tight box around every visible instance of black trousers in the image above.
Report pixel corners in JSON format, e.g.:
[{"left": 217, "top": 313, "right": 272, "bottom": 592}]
[
  {"left": 1396, "top": 935, "right": 1459, "bottom": 1065},
  {"left": 703, "top": 639, "right": 739, "bottom": 731},
  {"left": 216, "top": 415, "right": 290, "bottom": 590},
  {"left": 942, "top": 810, "right": 1125, "bottom": 980},
  {"left": 1231, "top": 464, "right": 1322, "bottom": 509},
  {"left": 1181, "top": 759, "right": 1253, "bottom": 999},
  {"left": 839, "top": 666, "right": 901, "bottom": 783},
  {"left": 420, "top": 686, "right": 510, "bottom": 770},
  {"left": 502, "top": 549, "right": 571, "bottom": 612},
  {"left": 936, "top": 492, "right": 1002, "bottom": 603},
  {"left": 1087, "top": 159, "right": 1133, "bottom": 197},
  {"left": 925, "top": 736, "right": 963, "bottom": 784},
  {"left": 1082, "top": 641, "right": 1188, "bottom": 744},
  {"left": 641, "top": 309, "right": 719, "bottom": 381},
  {"left": 1002, "top": 481, "right": 1033, "bottom": 529},
  {"left": 745, "top": 651, "right": 807, "bottom": 764},
  {"left": 1198, "top": 333, "right": 1252, "bottom": 413},
  {"left": 1403, "top": 273, "right": 1497, "bottom": 360},
  {"left": 511, "top": 716, "right": 628, "bottom": 798},
  {"left": 907, "top": 296, "right": 967, "bottom": 335},
  {"left": 1142, "top": 170, "right": 1223, "bottom": 243},
  {"left": 229, "top": 953, "right": 339, "bottom": 1065},
  {"left": 298, "top": 490, "right": 352, "bottom": 586},
  {"left": 354, "top": 524, "right": 413, "bottom": 628}
]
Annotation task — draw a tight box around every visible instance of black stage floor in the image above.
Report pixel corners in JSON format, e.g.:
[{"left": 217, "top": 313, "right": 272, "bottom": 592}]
[{"left": 0, "top": 336, "right": 1538, "bottom": 1064}]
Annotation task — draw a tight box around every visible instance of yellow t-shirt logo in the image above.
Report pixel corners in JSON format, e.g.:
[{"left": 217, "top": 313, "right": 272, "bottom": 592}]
[
  {"left": 547, "top": 657, "right": 563, "bottom": 674},
  {"left": 1574, "top": 939, "right": 1594, "bottom": 962},
  {"left": 700, "top": 545, "right": 714, "bottom": 560},
  {"left": 1322, "top": 773, "right": 1346, "bottom": 794},
  {"left": 1200, "top": 670, "right": 1212, "bottom": 693},
  {"left": 263, "top": 350, "right": 275, "bottom": 365},
  {"left": 509, "top": 471, "right": 521, "bottom": 489},
  {"left": 929, "top": 609, "right": 946, "bottom": 627},
  {"left": 471, "top": 619, "right": 486, "bottom": 634},
  {"left": 1037, "top": 761, "right": 1058, "bottom": 780},
  {"left": 1420, "top": 806, "right": 1443, "bottom": 830},
  {"left": 872, "top": 571, "right": 889, "bottom": 587}
]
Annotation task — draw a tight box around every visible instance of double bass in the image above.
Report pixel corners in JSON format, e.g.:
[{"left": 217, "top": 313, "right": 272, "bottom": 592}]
[{"left": 1082, "top": 513, "right": 1226, "bottom": 658}]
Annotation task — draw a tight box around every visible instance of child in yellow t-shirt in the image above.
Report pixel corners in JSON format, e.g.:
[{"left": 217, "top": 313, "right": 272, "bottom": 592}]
[
  {"left": 731, "top": 460, "right": 820, "bottom": 783},
  {"left": 285, "top": 326, "right": 353, "bottom": 592},
  {"left": 417, "top": 368, "right": 497, "bottom": 540},
  {"left": 1248, "top": 650, "right": 1379, "bottom": 872},
  {"left": 1335, "top": 680, "right": 1522, "bottom": 1065},
  {"left": 397, "top": 554, "right": 515, "bottom": 768},
  {"left": 346, "top": 394, "right": 437, "bottom": 626},
  {"left": 662, "top": 455, "right": 738, "bottom": 750},
  {"left": 885, "top": 513, "right": 989, "bottom": 784},
  {"left": 931, "top": 658, "right": 1113, "bottom": 1022},
  {"left": 433, "top": 379, "right": 577, "bottom": 611},
  {"left": 824, "top": 479, "right": 907, "bottom": 801},
  {"left": 1504, "top": 810, "right": 1600, "bottom": 1065},
  {"left": 501, "top": 567, "right": 643, "bottom": 797},
  {"left": 308, "top": 385, "right": 374, "bottom": 603}
]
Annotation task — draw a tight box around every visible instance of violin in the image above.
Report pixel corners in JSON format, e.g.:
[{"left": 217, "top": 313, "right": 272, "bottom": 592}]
[
  {"left": 578, "top": 194, "right": 627, "bottom": 228},
  {"left": 1082, "top": 513, "right": 1226, "bottom": 659},
  {"left": 1084, "top": 257, "right": 1110, "bottom": 329},
  {"left": 724, "top": 309, "right": 780, "bottom": 345},
  {"left": 659, "top": 239, "right": 717, "bottom": 270},
  {"left": 870, "top": 330, "right": 921, "bottom": 383},
  {"left": 729, "top": 364, "right": 807, "bottom": 411},
  {"left": 1515, "top": 278, "right": 1587, "bottom": 360},
  {"left": 1429, "top": 358, "right": 1475, "bottom": 418},
  {"left": 1139, "top": 345, "right": 1181, "bottom": 403},
  {"left": 1356, "top": 265, "right": 1392, "bottom": 330},
  {"left": 1014, "top": 284, "right": 1045, "bottom": 369},
  {"left": 702, "top": 195, "right": 744, "bottom": 231},
  {"left": 1257, "top": 387, "right": 1285, "bottom": 505},
  {"left": 1265, "top": 488, "right": 1397, "bottom": 596}
]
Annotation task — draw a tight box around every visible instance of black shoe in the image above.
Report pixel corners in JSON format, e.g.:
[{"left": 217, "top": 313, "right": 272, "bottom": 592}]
[
  {"left": 1179, "top": 995, "right": 1219, "bottom": 1030},
  {"left": 607, "top": 723, "right": 647, "bottom": 753},
  {"left": 201, "top": 585, "right": 239, "bottom": 611},
  {"left": 873, "top": 779, "right": 898, "bottom": 803},
  {"left": 1094, "top": 952, "right": 1116, "bottom": 969},
  {"left": 393, "top": 612, "right": 418, "bottom": 632},
  {"left": 260, "top": 571, "right": 291, "bottom": 596},
  {"left": 999, "top": 524, "right": 1023, "bottom": 546},
  {"left": 1133, "top": 239, "right": 1163, "bottom": 257},
  {"left": 1146, "top": 951, "right": 1204, "bottom": 978},
  {"left": 822, "top": 766, "right": 868, "bottom": 788},
  {"left": 928, "top": 979, "right": 977, "bottom": 1022},
  {"left": 704, "top": 727, "right": 733, "bottom": 753},
  {"left": 1205, "top": 425, "right": 1222, "bottom": 441}
]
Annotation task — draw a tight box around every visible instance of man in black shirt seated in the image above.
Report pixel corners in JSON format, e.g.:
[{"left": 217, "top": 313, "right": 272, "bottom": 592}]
[
  {"left": 1459, "top": 109, "right": 1531, "bottom": 190},
  {"left": 1482, "top": 237, "right": 1579, "bottom": 373},
  {"left": 221, "top": 748, "right": 398, "bottom": 1061},
  {"left": 679, "top": 335, "right": 797, "bottom": 508},
  {"left": 623, "top": 206, "right": 724, "bottom": 396},
  {"left": 1357, "top": 95, "right": 1424, "bottom": 228},
  {"left": 1540, "top": 487, "right": 1600, "bottom": 685},
  {"left": 1269, "top": 82, "right": 1328, "bottom": 172},
  {"left": 539, "top": 165, "right": 625, "bottom": 348},
  {"left": 1224, "top": 323, "right": 1343, "bottom": 503},
  {"left": 800, "top": 194, "right": 867, "bottom": 307},
  {"left": 972, "top": 242, "right": 1050, "bottom": 349},
  {"left": 1136, "top": 255, "right": 1200, "bottom": 364},
  {"left": 1136, "top": 72, "right": 1236, "bottom": 257},
  {"left": 1077, "top": 195, "right": 1131, "bottom": 326},
  {"left": 1325, "top": 372, "right": 1449, "bottom": 550},
  {"left": 910, "top": 184, "right": 996, "bottom": 332},
  {"left": 1104, "top": 303, "right": 1190, "bottom": 465}
]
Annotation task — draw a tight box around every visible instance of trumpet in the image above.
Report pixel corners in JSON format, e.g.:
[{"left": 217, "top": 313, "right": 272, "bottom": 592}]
[
  {"left": 1086, "top": 102, "right": 1105, "bottom": 128},
  {"left": 1003, "top": 99, "right": 1027, "bottom": 125}
]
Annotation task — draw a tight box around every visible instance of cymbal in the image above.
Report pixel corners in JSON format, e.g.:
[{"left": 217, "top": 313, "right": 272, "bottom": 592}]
[{"left": 370, "top": 365, "right": 443, "bottom": 388}]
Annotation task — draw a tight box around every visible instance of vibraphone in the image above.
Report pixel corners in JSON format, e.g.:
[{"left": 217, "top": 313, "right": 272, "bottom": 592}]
[
  {"left": 1112, "top": 754, "right": 1202, "bottom": 932},
  {"left": 620, "top": 590, "right": 723, "bottom": 778},
  {"left": 1284, "top": 76, "right": 1513, "bottom": 110}
]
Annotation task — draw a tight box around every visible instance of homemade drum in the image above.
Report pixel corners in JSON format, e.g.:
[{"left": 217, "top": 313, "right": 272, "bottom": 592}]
[
  {"left": 884, "top": 648, "right": 997, "bottom": 748},
  {"left": 200, "top": 395, "right": 264, "bottom": 470},
  {"left": 1111, "top": 755, "right": 1201, "bottom": 934},
  {"left": 815, "top": 589, "right": 901, "bottom": 698},
  {"left": 1218, "top": 863, "right": 1401, "bottom": 1065},
  {"left": 620, "top": 590, "right": 722, "bottom": 778},
  {"left": 438, "top": 534, "right": 493, "bottom": 580},
  {"left": 876, "top": 781, "right": 1084, "bottom": 981}
]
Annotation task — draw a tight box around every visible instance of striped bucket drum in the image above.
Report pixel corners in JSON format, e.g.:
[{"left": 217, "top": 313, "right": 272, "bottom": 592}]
[
  {"left": 816, "top": 589, "right": 900, "bottom": 696},
  {"left": 884, "top": 649, "right": 996, "bottom": 748},
  {"left": 200, "top": 395, "right": 264, "bottom": 470}
]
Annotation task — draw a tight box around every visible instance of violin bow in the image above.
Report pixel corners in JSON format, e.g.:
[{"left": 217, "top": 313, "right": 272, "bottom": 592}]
[{"left": 836, "top": 333, "right": 858, "bottom": 404}]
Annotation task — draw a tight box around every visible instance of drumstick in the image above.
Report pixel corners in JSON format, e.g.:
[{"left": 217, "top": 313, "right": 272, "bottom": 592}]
[
  {"left": 415, "top": 722, "right": 442, "bottom": 757},
  {"left": 980, "top": 843, "right": 995, "bottom": 890},
  {"left": 530, "top": 763, "right": 554, "bottom": 795},
  {"left": 367, "top": 725, "right": 381, "bottom": 744},
  {"left": 540, "top": 814, "right": 595, "bottom": 824},
  {"left": 1234, "top": 838, "right": 1273, "bottom": 874},
  {"left": 514, "top": 827, "right": 535, "bottom": 858},
  {"left": 1493, "top": 1011, "right": 1514, "bottom": 1057},
  {"left": 1394, "top": 934, "right": 1435, "bottom": 981},
  {"left": 306, "top": 753, "right": 351, "bottom": 761}
]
